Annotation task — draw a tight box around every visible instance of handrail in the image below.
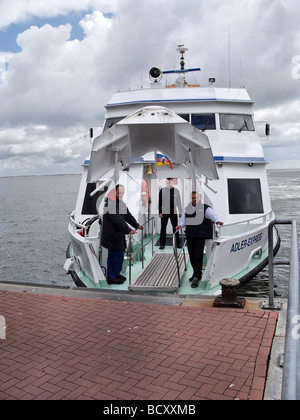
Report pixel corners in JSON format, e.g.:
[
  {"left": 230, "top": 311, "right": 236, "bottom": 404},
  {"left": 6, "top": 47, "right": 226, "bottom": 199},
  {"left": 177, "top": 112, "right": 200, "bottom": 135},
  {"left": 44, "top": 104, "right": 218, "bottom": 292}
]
[
  {"left": 263, "top": 219, "right": 299, "bottom": 400},
  {"left": 263, "top": 220, "right": 293, "bottom": 310},
  {"left": 218, "top": 210, "right": 274, "bottom": 237},
  {"left": 69, "top": 215, "right": 90, "bottom": 231},
  {"left": 173, "top": 228, "right": 187, "bottom": 287},
  {"left": 127, "top": 217, "right": 156, "bottom": 285},
  {"left": 69, "top": 214, "right": 99, "bottom": 236},
  {"left": 281, "top": 220, "right": 300, "bottom": 400}
]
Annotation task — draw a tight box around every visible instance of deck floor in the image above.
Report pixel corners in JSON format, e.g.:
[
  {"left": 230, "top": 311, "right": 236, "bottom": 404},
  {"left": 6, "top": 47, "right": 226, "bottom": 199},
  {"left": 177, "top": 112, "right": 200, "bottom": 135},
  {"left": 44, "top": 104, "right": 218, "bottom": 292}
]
[{"left": 0, "top": 287, "right": 278, "bottom": 400}]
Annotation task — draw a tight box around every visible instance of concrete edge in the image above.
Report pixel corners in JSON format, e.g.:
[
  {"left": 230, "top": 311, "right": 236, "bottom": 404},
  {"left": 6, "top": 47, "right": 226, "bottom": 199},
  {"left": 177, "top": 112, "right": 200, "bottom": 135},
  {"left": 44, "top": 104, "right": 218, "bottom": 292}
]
[
  {"left": 0, "top": 280, "right": 282, "bottom": 310},
  {"left": 264, "top": 299, "right": 287, "bottom": 400}
]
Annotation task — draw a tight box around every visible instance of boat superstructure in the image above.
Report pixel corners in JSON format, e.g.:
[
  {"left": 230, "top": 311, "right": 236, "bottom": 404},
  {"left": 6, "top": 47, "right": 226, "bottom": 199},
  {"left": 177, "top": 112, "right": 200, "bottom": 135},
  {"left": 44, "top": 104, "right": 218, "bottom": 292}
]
[{"left": 64, "top": 47, "right": 279, "bottom": 295}]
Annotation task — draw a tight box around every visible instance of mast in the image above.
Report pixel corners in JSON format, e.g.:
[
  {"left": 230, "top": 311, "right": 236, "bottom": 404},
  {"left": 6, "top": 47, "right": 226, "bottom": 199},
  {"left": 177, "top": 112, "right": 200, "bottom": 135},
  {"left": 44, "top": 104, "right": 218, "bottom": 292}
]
[{"left": 162, "top": 45, "right": 201, "bottom": 87}]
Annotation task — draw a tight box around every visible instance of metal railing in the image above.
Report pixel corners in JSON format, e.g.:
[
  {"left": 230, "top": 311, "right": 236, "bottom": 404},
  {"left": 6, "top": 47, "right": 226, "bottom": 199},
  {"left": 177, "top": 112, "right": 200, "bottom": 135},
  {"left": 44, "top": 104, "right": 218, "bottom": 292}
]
[
  {"left": 172, "top": 228, "right": 187, "bottom": 287},
  {"left": 262, "top": 220, "right": 290, "bottom": 310},
  {"left": 127, "top": 217, "right": 156, "bottom": 285},
  {"left": 281, "top": 220, "right": 300, "bottom": 400},
  {"left": 263, "top": 220, "right": 299, "bottom": 400},
  {"left": 217, "top": 210, "right": 274, "bottom": 237},
  {"left": 69, "top": 214, "right": 99, "bottom": 238}
]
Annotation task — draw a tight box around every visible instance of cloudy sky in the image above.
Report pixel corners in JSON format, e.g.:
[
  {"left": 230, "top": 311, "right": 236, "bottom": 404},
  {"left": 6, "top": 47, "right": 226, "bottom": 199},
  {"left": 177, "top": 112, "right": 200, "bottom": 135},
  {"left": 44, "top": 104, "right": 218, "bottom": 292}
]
[{"left": 0, "top": 0, "right": 299, "bottom": 177}]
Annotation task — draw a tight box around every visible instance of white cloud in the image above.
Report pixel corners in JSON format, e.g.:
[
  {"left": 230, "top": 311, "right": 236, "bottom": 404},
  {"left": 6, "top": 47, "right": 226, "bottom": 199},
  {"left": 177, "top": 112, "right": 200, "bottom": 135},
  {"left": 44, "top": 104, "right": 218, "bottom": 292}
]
[
  {"left": 80, "top": 10, "right": 113, "bottom": 35},
  {"left": 0, "top": 0, "right": 117, "bottom": 30},
  {"left": 0, "top": 124, "right": 91, "bottom": 176},
  {"left": 0, "top": 0, "right": 299, "bottom": 176},
  {"left": 1, "top": 17, "right": 113, "bottom": 126}
]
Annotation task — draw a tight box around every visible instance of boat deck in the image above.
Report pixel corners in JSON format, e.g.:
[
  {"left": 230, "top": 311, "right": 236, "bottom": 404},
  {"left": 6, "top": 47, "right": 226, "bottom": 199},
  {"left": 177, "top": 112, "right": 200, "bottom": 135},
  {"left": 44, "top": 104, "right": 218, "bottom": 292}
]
[
  {"left": 100, "top": 234, "right": 212, "bottom": 295},
  {"left": 0, "top": 284, "right": 279, "bottom": 401}
]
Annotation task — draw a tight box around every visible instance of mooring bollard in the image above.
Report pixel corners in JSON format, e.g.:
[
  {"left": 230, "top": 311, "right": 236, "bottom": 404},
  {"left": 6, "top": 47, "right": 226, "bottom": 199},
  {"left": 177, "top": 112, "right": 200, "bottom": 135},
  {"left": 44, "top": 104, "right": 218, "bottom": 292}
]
[{"left": 213, "top": 279, "right": 246, "bottom": 308}]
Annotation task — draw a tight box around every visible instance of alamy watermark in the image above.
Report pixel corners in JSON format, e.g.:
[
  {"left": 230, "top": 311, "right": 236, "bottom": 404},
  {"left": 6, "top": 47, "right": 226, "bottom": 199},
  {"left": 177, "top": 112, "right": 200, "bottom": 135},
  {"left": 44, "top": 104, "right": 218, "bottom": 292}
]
[
  {"left": 291, "top": 315, "right": 300, "bottom": 340},
  {"left": 0, "top": 315, "right": 6, "bottom": 339},
  {"left": 291, "top": 55, "right": 300, "bottom": 80},
  {"left": 96, "top": 177, "right": 205, "bottom": 223}
]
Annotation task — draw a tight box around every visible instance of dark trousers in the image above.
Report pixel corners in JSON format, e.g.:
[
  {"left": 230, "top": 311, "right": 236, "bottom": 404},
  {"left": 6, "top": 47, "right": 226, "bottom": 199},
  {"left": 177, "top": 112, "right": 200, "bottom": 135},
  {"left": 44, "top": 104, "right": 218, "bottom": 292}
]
[
  {"left": 186, "top": 237, "right": 205, "bottom": 280},
  {"left": 160, "top": 214, "right": 179, "bottom": 246},
  {"left": 107, "top": 250, "right": 124, "bottom": 279}
]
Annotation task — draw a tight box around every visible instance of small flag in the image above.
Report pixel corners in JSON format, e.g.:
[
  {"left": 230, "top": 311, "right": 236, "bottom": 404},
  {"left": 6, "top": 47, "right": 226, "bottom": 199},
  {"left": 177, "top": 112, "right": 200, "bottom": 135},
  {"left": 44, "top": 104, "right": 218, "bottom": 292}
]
[{"left": 157, "top": 153, "right": 173, "bottom": 169}]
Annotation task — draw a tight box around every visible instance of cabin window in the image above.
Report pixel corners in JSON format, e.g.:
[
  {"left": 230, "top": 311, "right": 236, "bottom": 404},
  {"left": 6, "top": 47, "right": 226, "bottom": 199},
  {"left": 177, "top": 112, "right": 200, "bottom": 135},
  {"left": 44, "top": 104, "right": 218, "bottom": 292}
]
[
  {"left": 228, "top": 179, "right": 264, "bottom": 214},
  {"left": 82, "top": 183, "right": 108, "bottom": 215},
  {"left": 103, "top": 117, "right": 124, "bottom": 131},
  {"left": 191, "top": 114, "right": 216, "bottom": 130},
  {"left": 220, "top": 114, "right": 254, "bottom": 131},
  {"left": 178, "top": 114, "right": 190, "bottom": 122}
]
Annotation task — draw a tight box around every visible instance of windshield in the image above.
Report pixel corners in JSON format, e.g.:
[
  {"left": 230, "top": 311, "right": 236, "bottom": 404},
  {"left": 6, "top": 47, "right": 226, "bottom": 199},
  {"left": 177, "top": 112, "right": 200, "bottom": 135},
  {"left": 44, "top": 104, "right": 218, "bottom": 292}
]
[
  {"left": 192, "top": 114, "right": 216, "bottom": 131},
  {"left": 220, "top": 114, "right": 254, "bottom": 131},
  {"left": 103, "top": 117, "right": 124, "bottom": 131}
]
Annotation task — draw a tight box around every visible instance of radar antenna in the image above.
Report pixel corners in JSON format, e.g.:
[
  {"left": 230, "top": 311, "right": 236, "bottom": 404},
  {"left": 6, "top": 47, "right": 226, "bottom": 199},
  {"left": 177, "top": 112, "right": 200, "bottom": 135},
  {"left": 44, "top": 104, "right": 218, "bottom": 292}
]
[{"left": 163, "top": 46, "right": 201, "bottom": 76}]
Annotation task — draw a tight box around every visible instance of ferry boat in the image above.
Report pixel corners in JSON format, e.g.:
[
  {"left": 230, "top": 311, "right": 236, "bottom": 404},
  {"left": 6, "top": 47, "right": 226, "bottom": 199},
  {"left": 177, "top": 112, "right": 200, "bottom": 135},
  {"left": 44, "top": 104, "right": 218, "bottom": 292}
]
[{"left": 64, "top": 46, "right": 280, "bottom": 296}]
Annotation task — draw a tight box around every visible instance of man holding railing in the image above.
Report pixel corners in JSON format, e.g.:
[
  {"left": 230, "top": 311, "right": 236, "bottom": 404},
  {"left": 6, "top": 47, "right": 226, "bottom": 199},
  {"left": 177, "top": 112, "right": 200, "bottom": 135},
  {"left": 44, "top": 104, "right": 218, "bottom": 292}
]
[
  {"left": 101, "top": 184, "right": 143, "bottom": 285},
  {"left": 176, "top": 191, "right": 223, "bottom": 288}
]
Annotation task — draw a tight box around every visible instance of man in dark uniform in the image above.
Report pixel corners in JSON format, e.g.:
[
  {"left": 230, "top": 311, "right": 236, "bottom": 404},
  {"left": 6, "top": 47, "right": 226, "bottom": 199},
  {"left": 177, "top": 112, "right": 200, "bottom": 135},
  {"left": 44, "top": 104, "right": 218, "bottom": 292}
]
[
  {"left": 101, "top": 184, "right": 143, "bottom": 285},
  {"left": 176, "top": 191, "right": 223, "bottom": 288},
  {"left": 158, "top": 178, "right": 183, "bottom": 249}
]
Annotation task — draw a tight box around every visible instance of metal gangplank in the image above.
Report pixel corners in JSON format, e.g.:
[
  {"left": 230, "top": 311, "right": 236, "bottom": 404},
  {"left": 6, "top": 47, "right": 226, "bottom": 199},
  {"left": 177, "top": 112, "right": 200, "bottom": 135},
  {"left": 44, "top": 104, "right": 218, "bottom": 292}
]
[
  {"left": 129, "top": 252, "right": 187, "bottom": 292},
  {"left": 127, "top": 224, "right": 187, "bottom": 292}
]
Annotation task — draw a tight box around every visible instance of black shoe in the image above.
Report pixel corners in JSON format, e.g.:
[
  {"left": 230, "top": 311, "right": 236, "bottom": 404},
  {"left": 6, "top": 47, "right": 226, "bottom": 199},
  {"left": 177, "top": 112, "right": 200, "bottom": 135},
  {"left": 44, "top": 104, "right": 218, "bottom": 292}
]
[
  {"left": 191, "top": 277, "right": 199, "bottom": 288},
  {"left": 190, "top": 274, "right": 202, "bottom": 282},
  {"left": 159, "top": 245, "right": 165, "bottom": 250},
  {"left": 107, "top": 277, "right": 124, "bottom": 285},
  {"left": 117, "top": 274, "right": 126, "bottom": 282}
]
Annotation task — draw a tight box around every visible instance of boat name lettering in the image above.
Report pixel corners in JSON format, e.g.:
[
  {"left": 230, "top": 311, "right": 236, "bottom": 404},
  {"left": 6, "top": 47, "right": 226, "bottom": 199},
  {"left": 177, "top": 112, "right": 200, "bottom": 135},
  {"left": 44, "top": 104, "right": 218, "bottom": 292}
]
[{"left": 230, "top": 233, "right": 263, "bottom": 254}]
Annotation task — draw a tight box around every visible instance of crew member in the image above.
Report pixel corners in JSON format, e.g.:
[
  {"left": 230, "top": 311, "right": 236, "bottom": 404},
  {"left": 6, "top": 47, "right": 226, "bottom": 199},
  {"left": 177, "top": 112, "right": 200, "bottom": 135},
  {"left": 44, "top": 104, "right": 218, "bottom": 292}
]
[
  {"left": 176, "top": 191, "right": 223, "bottom": 288},
  {"left": 158, "top": 178, "right": 183, "bottom": 249}
]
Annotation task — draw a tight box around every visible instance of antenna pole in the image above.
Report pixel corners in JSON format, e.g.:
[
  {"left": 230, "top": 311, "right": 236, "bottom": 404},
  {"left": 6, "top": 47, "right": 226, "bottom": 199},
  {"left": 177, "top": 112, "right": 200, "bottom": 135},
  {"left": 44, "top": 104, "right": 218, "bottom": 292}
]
[{"left": 163, "top": 46, "right": 201, "bottom": 76}]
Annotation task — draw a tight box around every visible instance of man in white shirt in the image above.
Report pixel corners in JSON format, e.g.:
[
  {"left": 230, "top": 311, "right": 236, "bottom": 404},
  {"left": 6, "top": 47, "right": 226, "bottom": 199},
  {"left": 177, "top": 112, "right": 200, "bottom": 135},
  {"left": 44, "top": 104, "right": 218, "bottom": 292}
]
[{"left": 176, "top": 191, "right": 223, "bottom": 288}]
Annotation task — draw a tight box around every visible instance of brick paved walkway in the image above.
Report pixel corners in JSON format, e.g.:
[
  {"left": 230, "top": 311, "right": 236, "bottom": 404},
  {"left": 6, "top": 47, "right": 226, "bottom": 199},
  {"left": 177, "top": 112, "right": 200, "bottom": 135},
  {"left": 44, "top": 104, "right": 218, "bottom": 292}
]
[{"left": 0, "top": 290, "right": 277, "bottom": 400}]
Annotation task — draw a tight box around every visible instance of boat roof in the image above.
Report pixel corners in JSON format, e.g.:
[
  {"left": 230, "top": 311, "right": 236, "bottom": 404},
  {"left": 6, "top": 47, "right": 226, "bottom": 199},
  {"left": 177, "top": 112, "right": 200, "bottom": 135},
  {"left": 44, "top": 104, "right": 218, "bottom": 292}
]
[
  {"left": 87, "top": 106, "right": 218, "bottom": 183},
  {"left": 106, "top": 86, "right": 253, "bottom": 109}
]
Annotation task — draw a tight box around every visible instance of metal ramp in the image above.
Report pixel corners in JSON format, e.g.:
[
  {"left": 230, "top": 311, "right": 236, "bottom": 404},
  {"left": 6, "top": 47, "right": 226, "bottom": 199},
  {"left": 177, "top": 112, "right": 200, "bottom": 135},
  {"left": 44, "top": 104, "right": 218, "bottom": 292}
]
[{"left": 129, "top": 252, "right": 187, "bottom": 292}]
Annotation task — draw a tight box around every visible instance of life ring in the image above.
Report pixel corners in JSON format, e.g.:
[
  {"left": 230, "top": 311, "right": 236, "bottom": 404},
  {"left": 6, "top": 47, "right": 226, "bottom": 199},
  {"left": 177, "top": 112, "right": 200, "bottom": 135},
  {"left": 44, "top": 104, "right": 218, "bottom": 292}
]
[{"left": 141, "top": 180, "right": 149, "bottom": 205}]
